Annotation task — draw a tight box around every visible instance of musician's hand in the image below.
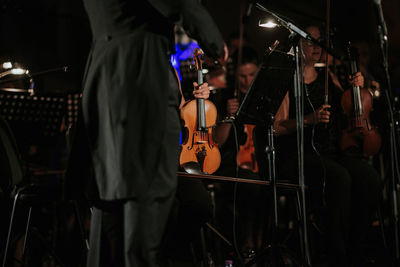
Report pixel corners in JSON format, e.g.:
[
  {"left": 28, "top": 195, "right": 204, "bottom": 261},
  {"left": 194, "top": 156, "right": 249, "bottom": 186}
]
[
  {"left": 214, "top": 43, "right": 229, "bottom": 67},
  {"left": 370, "top": 80, "right": 381, "bottom": 98},
  {"left": 222, "top": 43, "right": 229, "bottom": 63},
  {"left": 193, "top": 82, "right": 210, "bottom": 99},
  {"left": 304, "top": 104, "right": 331, "bottom": 125},
  {"left": 349, "top": 72, "right": 364, "bottom": 88},
  {"left": 226, "top": 98, "right": 239, "bottom": 117},
  {"left": 371, "top": 80, "right": 380, "bottom": 91}
]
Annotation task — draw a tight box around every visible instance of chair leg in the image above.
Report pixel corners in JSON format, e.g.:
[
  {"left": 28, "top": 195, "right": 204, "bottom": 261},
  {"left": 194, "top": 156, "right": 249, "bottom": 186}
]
[
  {"left": 199, "top": 226, "right": 209, "bottom": 266},
  {"left": 377, "top": 207, "right": 387, "bottom": 248},
  {"left": 22, "top": 207, "right": 33, "bottom": 257},
  {"left": 295, "top": 190, "right": 305, "bottom": 260},
  {"left": 73, "top": 200, "right": 90, "bottom": 251},
  {"left": 204, "top": 222, "right": 232, "bottom": 247},
  {"left": 2, "top": 191, "right": 21, "bottom": 267}
]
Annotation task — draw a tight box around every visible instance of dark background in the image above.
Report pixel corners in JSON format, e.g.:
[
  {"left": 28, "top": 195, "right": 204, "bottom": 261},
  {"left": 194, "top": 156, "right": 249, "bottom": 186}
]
[
  {"left": 0, "top": 0, "right": 399, "bottom": 95},
  {"left": 0, "top": 2, "right": 398, "bottom": 265}
]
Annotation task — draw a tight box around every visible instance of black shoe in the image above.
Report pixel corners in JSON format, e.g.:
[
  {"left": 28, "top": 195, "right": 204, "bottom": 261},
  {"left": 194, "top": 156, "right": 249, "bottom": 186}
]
[{"left": 241, "top": 247, "right": 257, "bottom": 260}]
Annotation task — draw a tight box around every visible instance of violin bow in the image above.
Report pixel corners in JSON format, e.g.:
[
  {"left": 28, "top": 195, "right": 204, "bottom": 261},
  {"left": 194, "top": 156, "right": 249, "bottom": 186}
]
[
  {"left": 324, "top": 0, "right": 331, "bottom": 105},
  {"left": 233, "top": 0, "right": 247, "bottom": 98}
]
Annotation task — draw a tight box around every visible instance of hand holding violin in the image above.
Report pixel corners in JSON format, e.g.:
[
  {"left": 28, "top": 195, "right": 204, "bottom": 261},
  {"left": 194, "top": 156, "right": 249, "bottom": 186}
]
[
  {"left": 340, "top": 66, "right": 381, "bottom": 156},
  {"left": 226, "top": 98, "right": 240, "bottom": 117},
  {"left": 303, "top": 72, "right": 364, "bottom": 126},
  {"left": 349, "top": 71, "right": 364, "bottom": 88},
  {"left": 193, "top": 82, "right": 210, "bottom": 99},
  {"left": 179, "top": 48, "right": 221, "bottom": 174}
]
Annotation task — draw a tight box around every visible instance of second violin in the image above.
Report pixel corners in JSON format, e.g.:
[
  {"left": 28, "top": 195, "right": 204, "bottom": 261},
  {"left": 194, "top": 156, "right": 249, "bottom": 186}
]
[
  {"left": 236, "top": 124, "right": 258, "bottom": 173},
  {"left": 340, "top": 44, "right": 381, "bottom": 156}
]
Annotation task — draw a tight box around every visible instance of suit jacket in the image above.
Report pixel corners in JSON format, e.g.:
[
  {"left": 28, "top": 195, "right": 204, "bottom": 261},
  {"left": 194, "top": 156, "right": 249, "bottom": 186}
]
[{"left": 70, "top": 0, "right": 224, "bottom": 200}]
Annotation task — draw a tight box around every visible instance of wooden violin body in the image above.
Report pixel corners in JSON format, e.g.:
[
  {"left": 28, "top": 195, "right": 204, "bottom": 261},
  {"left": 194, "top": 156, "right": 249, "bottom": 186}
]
[
  {"left": 179, "top": 99, "right": 221, "bottom": 174},
  {"left": 340, "top": 43, "right": 381, "bottom": 156},
  {"left": 236, "top": 124, "right": 258, "bottom": 173},
  {"left": 179, "top": 48, "right": 221, "bottom": 174},
  {"left": 340, "top": 87, "right": 381, "bottom": 156}
]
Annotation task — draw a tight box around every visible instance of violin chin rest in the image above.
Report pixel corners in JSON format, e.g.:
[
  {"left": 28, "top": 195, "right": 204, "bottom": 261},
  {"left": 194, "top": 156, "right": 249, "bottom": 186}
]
[{"left": 182, "top": 161, "right": 203, "bottom": 175}]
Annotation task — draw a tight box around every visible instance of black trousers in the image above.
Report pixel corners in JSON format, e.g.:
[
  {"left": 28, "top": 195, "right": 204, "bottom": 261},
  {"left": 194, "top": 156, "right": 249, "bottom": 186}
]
[{"left": 86, "top": 104, "right": 180, "bottom": 267}]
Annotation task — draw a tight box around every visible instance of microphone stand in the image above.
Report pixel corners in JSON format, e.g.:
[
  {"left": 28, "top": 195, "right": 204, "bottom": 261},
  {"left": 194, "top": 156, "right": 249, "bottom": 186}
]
[
  {"left": 253, "top": 3, "right": 313, "bottom": 266},
  {"left": 254, "top": 3, "right": 338, "bottom": 59},
  {"left": 377, "top": 20, "right": 400, "bottom": 263}
]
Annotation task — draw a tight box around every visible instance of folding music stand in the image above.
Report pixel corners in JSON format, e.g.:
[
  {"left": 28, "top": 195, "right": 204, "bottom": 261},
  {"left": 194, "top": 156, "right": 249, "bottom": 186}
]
[
  {"left": 0, "top": 89, "right": 67, "bottom": 146},
  {"left": 0, "top": 89, "right": 85, "bottom": 266},
  {"left": 236, "top": 47, "right": 294, "bottom": 126},
  {"left": 0, "top": 65, "right": 75, "bottom": 146},
  {"left": 236, "top": 43, "right": 307, "bottom": 266},
  {"left": 66, "top": 92, "right": 80, "bottom": 130}
]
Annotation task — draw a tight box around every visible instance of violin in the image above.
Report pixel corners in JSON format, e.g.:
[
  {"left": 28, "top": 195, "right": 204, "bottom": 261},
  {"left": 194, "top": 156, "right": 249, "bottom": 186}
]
[
  {"left": 340, "top": 43, "right": 381, "bottom": 156},
  {"left": 236, "top": 124, "right": 258, "bottom": 173},
  {"left": 179, "top": 48, "right": 221, "bottom": 174}
]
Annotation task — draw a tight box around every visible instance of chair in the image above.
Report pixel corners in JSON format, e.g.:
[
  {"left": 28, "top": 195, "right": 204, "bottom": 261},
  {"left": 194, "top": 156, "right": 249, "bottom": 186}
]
[{"left": 0, "top": 116, "right": 79, "bottom": 267}]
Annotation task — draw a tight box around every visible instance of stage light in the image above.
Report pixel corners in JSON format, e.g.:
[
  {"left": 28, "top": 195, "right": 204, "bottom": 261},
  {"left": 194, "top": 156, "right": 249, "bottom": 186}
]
[
  {"left": 10, "top": 68, "right": 27, "bottom": 75},
  {"left": 314, "top": 63, "right": 326, "bottom": 68},
  {"left": 2, "top": 62, "right": 12, "bottom": 69},
  {"left": 259, "top": 18, "right": 278, "bottom": 28}
]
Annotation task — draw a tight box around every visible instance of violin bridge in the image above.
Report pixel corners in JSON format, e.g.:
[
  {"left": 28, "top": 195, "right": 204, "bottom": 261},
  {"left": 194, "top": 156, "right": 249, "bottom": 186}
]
[{"left": 195, "top": 146, "right": 207, "bottom": 173}]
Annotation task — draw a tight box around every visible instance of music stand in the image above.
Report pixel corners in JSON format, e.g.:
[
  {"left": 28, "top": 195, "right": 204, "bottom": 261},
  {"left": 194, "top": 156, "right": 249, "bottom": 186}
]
[
  {"left": 0, "top": 90, "right": 67, "bottom": 146},
  {"left": 236, "top": 47, "right": 294, "bottom": 126},
  {"left": 0, "top": 88, "right": 84, "bottom": 266},
  {"left": 66, "top": 93, "right": 81, "bottom": 129},
  {"left": 0, "top": 89, "right": 81, "bottom": 140},
  {"left": 236, "top": 42, "right": 305, "bottom": 266}
]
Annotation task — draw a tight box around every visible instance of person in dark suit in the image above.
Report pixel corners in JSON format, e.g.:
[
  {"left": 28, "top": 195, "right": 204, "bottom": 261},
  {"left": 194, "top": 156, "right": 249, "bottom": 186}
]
[{"left": 74, "top": 1, "right": 227, "bottom": 266}]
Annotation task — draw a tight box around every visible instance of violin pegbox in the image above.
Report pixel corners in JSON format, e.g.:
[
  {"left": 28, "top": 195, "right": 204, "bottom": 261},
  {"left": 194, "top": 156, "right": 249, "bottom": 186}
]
[{"left": 193, "top": 48, "right": 204, "bottom": 72}]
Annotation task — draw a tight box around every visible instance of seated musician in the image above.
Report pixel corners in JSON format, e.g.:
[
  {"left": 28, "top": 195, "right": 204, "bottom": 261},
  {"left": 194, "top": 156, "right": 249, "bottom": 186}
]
[
  {"left": 259, "top": 23, "right": 382, "bottom": 266},
  {"left": 213, "top": 46, "right": 268, "bottom": 258}
]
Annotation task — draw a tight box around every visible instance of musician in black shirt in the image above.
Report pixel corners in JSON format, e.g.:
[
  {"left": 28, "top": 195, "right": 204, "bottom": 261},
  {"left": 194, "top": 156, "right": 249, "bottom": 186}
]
[{"left": 267, "top": 25, "right": 381, "bottom": 266}]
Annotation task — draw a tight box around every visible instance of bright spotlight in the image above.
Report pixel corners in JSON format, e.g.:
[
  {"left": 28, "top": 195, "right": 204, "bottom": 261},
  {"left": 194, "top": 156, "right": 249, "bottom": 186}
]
[
  {"left": 2, "top": 62, "right": 12, "bottom": 69},
  {"left": 259, "top": 19, "right": 278, "bottom": 28},
  {"left": 10, "top": 68, "right": 27, "bottom": 75}
]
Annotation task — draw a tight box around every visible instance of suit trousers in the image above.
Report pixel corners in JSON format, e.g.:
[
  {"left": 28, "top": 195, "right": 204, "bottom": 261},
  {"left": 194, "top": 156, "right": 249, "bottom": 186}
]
[{"left": 86, "top": 103, "right": 180, "bottom": 267}]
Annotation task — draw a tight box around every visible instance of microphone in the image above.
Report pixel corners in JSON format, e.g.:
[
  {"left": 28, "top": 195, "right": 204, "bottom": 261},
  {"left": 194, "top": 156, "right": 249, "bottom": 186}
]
[
  {"left": 242, "top": 0, "right": 254, "bottom": 24},
  {"left": 372, "top": 0, "right": 388, "bottom": 39},
  {"left": 246, "top": 1, "right": 253, "bottom": 17}
]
